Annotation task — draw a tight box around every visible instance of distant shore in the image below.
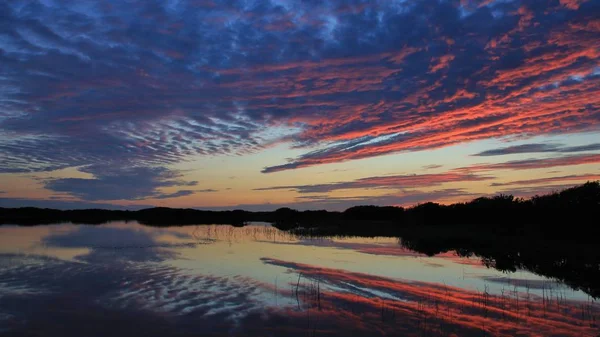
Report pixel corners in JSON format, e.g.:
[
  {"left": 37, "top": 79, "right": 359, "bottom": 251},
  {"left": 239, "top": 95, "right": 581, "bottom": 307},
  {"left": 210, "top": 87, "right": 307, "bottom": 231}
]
[{"left": 1, "top": 181, "right": 598, "bottom": 240}]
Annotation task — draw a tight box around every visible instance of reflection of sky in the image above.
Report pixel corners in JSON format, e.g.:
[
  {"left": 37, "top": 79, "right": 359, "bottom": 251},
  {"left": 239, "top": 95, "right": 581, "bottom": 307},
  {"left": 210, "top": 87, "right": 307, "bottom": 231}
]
[
  {"left": 0, "top": 224, "right": 90, "bottom": 261},
  {"left": 167, "top": 225, "right": 579, "bottom": 300},
  {"left": 0, "top": 222, "right": 597, "bottom": 336},
  {"left": 0, "top": 222, "right": 587, "bottom": 298}
]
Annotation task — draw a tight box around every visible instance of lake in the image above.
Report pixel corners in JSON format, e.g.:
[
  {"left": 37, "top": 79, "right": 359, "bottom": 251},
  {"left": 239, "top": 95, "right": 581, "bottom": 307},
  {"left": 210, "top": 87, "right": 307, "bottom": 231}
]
[{"left": 0, "top": 222, "right": 598, "bottom": 336}]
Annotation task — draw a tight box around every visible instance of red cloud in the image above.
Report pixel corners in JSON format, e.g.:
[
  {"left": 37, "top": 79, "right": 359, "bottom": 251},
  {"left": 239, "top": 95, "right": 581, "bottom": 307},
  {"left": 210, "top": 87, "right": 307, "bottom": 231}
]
[
  {"left": 429, "top": 54, "right": 455, "bottom": 73},
  {"left": 256, "top": 12, "right": 600, "bottom": 173},
  {"left": 560, "top": 0, "right": 586, "bottom": 9}
]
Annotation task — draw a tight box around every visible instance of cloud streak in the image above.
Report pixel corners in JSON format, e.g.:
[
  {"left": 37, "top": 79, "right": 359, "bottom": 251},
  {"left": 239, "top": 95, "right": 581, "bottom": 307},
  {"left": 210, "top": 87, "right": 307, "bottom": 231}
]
[
  {"left": 473, "top": 143, "right": 600, "bottom": 156},
  {"left": 490, "top": 174, "right": 600, "bottom": 187},
  {"left": 459, "top": 153, "right": 600, "bottom": 172},
  {"left": 256, "top": 172, "right": 492, "bottom": 194}
]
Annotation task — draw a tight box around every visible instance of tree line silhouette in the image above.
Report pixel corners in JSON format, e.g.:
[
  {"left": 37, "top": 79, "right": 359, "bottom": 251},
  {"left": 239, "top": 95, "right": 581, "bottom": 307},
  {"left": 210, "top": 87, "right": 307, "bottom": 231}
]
[
  {"left": 1, "top": 181, "right": 599, "bottom": 242},
  {"left": 398, "top": 226, "right": 600, "bottom": 298},
  {"left": 272, "top": 181, "right": 600, "bottom": 241}
]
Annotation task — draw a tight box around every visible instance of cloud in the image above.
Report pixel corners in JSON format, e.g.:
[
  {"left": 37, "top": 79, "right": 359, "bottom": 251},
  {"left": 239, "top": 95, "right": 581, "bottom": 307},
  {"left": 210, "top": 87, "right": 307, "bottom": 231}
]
[
  {"left": 494, "top": 184, "right": 583, "bottom": 198},
  {"left": 422, "top": 164, "right": 443, "bottom": 170},
  {"left": 490, "top": 174, "right": 600, "bottom": 187},
  {"left": 217, "top": 188, "right": 475, "bottom": 211},
  {"left": 561, "top": 143, "right": 600, "bottom": 152},
  {"left": 480, "top": 276, "right": 560, "bottom": 289},
  {"left": 0, "top": 0, "right": 597, "bottom": 180},
  {"left": 473, "top": 142, "right": 600, "bottom": 156},
  {"left": 153, "top": 190, "right": 195, "bottom": 199},
  {"left": 0, "top": 198, "right": 150, "bottom": 210},
  {"left": 473, "top": 143, "right": 561, "bottom": 156},
  {"left": 44, "top": 165, "right": 198, "bottom": 201},
  {"left": 1, "top": 188, "right": 472, "bottom": 211},
  {"left": 458, "top": 153, "right": 600, "bottom": 172},
  {"left": 255, "top": 172, "right": 492, "bottom": 193}
]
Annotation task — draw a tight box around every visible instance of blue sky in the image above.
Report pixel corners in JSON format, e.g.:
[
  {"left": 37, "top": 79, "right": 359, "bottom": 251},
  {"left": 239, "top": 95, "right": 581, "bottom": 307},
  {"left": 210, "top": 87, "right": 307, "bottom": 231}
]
[{"left": 1, "top": 0, "right": 599, "bottom": 210}]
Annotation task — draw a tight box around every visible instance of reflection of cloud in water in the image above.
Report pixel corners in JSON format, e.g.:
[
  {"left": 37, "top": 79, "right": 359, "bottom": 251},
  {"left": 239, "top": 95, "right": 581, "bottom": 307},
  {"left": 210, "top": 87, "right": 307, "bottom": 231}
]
[
  {"left": 41, "top": 226, "right": 201, "bottom": 263},
  {"left": 261, "top": 257, "right": 600, "bottom": 337},
  {"left": 105, "top": 269, "right": 268, "bottom": 324},
  {"left": 42, "top": 226, "right": 193, "bottom": 248},
  {"left": 78, "top": 247, "right": 179, "bottom": 263},
  {"left": 257, "top": 237, "right": 421, "bottom": 256},
  {"left": 2, "top": 220, "right": 599, "bottom": 337},
  {"left": 260, "top": 237, "right": 487, "bottom": 269},
  {"left": 2, "top": 252, "right": 599, "bottom": 337},
  {"left": 0, "top": 254, "right": 71, "bottom": 296},
  {"left": 0, "top": 253, "right": 275, "bottom": 335},
  {"left": 481, "top": 276, "right": 563, "bottom": 290},
  {"left": 0, "top": 312, "right": 16, "bottom": 330}
]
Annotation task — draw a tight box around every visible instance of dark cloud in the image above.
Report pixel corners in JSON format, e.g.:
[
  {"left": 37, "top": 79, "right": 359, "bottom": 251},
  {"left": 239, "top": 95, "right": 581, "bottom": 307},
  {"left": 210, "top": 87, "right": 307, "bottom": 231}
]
[
  {"left": 422, "top": 164, "right": 443, "bottom": 170},
  {"left": 494, "top": 184, "right": 580, "bottom": 198},
  {"left": 0, "top": 0, "right": 598, "bottom": 182},
  {"left": 215, "top": 188, "right": 475, "bottom": 211},
  {"left": 458, "top": 153, "right": 600, "bottom": 172},
  {"left": 0, "top": 198, "right": 150, "bottom": 210},
  {"left": 0, "top": 187, "right": 473, "bottom": 211},
  {"left": 480, "top": 276, "right": 561, "bottom": 290},
  {"left": 490, "top": 174, "right": 600, "bottom": 187},
  {"left": 255, "top": 172, "right": 492, "bottom": 194},
  {"left": 560, "top": 143, "right": 600, "bottom": 152},
  {"left": 44, "top": 165, "right": 197, "bottom": 201},
  {"left": 154, "top": 190, "right": 195, "bottom": 199},
  {"left": 473, "top": 143, "right": 600, "bottom": 156},
  {"left": 473, "top": 143, "right": 561, "bottom": 156}
]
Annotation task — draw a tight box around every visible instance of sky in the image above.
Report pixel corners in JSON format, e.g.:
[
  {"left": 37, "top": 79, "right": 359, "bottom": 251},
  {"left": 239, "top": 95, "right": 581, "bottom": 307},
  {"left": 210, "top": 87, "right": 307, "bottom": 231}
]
[{"left": 0, "top": 0, "right": 599, "bottom": 211}]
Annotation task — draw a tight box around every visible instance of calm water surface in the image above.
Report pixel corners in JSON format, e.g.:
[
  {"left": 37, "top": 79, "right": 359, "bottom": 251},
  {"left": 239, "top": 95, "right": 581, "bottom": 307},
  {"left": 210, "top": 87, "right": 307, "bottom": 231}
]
[{"left": 0, "top": 222, "right": 598, "bottom": 336}]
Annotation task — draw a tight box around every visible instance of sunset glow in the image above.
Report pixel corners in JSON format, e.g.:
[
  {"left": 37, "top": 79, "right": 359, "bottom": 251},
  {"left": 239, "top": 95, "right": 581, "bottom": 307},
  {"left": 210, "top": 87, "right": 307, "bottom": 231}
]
[{"left": 1, "top": 0, "right": 599, "bottom": 210}]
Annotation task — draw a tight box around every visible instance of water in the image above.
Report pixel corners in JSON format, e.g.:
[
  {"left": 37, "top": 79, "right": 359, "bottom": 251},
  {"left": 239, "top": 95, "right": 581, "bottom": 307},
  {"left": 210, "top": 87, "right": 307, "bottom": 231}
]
[{"left": 0, "top": 222, "right": 598, "bottom": 336}]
